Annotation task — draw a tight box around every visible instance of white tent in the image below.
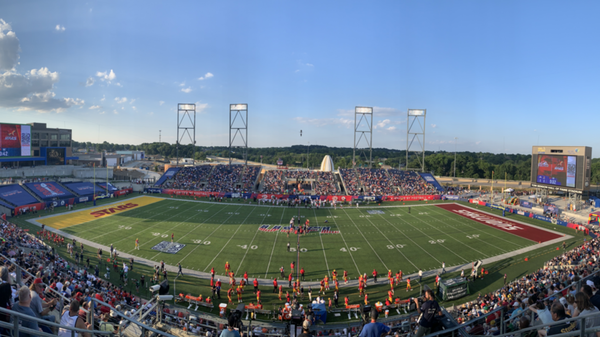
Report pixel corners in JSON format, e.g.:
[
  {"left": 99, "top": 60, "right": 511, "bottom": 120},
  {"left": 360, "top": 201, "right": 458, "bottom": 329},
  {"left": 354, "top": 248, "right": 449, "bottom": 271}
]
[{"left": 504, "top": 188, "right": 514, "bottom": 192}]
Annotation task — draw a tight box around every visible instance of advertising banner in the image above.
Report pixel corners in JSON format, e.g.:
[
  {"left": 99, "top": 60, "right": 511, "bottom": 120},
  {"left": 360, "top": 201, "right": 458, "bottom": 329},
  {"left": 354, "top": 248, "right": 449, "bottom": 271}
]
[
  {"left": 113, "top": 188, "right": 132, "bottom": 196},
  {"left": 520, "top": 200, "right": 534, "bottom": 209},
  {"left": 533, "top": 214, "right": 552, "bottom": 223},
  {"left": 25, "top": 182, "right": 73, "bottom": 200},
  {"left": 443, "top": 195, "right": 461, "bottom": 200},
  {"left": 0, "top": 124, "right": 30, "bottom": 157},
  {"left": 145, "top": 188, "right": 163, "bottom": 194},
  {"left": 15, "top": 202, "right": 45, "bottom": 214}
]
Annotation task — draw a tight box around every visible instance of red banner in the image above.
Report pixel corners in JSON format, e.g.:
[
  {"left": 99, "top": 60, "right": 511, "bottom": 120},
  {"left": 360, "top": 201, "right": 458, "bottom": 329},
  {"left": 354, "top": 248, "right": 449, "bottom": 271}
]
[
  {"left": 567, "top": 223, "right": 589, "bottom": 235},
  {"left": 163, "top": 190, "right": 213, "bottom": 197},
  {"left": 113, "top": 188, "right": 133, "bottom": 196},
  {"left": 15, "top": 202, "right": 45, "bottom": 214},
  {"left": 383, "top": 195, "right": 440, "bottom": 202}
]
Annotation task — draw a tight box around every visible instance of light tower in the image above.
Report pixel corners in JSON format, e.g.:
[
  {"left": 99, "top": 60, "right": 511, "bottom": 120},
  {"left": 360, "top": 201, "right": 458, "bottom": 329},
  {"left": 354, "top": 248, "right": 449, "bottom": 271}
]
[
  {"left": 353, "top": 106, "right": 373, "bottom": 168},
  {"left": 176, "top": 103, "right": 196, "bottom": 166},
  {"left": 406, "top": 109, "right": 426, "bottom": 172},
  {"left": 229, "top": 104, "right": 248, "bottom": 166}
]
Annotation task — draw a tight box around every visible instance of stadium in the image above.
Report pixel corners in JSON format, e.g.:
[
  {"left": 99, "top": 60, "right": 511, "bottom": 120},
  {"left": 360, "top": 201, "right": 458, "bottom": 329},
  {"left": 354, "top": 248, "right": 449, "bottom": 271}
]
[{"left": 1, "top": 3, "right": 600, "bottom": 337}]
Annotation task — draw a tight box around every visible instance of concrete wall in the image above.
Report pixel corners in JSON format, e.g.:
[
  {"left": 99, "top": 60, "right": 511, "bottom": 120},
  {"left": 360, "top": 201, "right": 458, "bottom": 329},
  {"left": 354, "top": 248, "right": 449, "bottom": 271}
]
[
  {"left": 0, "top": 165, "right": 76, "bottom": 178},
  {"left": 73, "top": 168, "right": 113, "bottom": 179}
]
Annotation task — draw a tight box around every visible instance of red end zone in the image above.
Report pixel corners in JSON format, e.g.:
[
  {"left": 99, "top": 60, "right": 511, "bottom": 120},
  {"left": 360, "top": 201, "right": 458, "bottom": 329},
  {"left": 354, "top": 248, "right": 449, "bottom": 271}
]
[{"left": 436, "top": 204, "right": 563, "bottom": 243}]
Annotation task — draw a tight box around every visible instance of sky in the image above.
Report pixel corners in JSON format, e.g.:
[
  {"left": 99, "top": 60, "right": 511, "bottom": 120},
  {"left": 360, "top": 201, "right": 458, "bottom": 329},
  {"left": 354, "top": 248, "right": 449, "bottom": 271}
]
[{"left": 0, "top": 1, "right": 599, "bottom": 155}]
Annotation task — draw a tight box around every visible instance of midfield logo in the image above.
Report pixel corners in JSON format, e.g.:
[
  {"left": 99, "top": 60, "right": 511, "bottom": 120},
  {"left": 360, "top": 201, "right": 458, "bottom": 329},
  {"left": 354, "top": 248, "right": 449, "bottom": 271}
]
[{"left": 258, "top": 225, "right": 339, "bottom": 234}]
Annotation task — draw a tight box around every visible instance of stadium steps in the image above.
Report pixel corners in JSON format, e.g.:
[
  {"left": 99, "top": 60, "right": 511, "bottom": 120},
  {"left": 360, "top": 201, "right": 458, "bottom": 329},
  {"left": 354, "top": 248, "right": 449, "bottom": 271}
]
[
  {"left": 335, "top": 171, "right": 349, "bottom": 194},
  {"left": 419, "top": 172, "right": 445, "bottom": 192},
  {"left": 54, "top": 181, "right": 81, "bottom": 198},
  {"left": 153, "top": 167, "right": 181, "bottom": 187},
  {"left": 18, "top": 183, "right": 44, "bottom": 203}
]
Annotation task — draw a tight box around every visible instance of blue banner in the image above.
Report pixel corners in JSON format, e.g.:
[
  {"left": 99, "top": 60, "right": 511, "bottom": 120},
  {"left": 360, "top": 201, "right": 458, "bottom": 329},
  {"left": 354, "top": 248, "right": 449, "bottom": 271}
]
[
  {"left": 145, "top": 188, "right": 163, "bottom": 194},
  {"left": 556, "top": 220, "right": 568, "bottom": 227},
  {"left": 533, "top": 214, "right": 552, "bottom": 223},
  {"left": 520, "top": 200, "right": 534, "bottom": 209},
  {"left": 443, "top": 195, "right": 461, "bottom": 200},
  {"left": 490, "top": 204, "right": 507, "bottom": 211}
]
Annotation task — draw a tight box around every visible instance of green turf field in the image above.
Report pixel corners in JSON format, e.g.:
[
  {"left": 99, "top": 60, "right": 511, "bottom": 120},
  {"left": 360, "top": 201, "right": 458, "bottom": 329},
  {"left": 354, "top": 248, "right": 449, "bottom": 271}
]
[
  {"left": 50, "top": 197, "right": 543, "bottom": 280},
  {"left": 13, "top": 195, "right": 586, "bottom": 321}
]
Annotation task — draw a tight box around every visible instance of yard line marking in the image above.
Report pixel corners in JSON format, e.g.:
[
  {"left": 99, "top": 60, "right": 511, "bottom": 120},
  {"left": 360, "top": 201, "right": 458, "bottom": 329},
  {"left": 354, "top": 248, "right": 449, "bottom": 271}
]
[
  {"left": 91, "top": 200, "right": 199, "bottom": 242},
  {"left": 236, "top": 207, "right": 273, "bottom": 275},
  {"left": 356, "top": 209, "right": 418, "bottom": 270},
  {"left": 264, "top": 208, "right": 287, "bottom": 278},
  {"left": 427, "top": 207, "right": 528, "bottom": 249},
  {"left": 202, "top": 206, "right": 258, "bottom": 271},
  {"left": 136, "top": 206, "right": 224, "bottom": 258},
  {"left": 341, "top": 209, "right": 388, "bottom": 271},
  {"left": 393, "top": 213, "right": 469, "bottom": 263},
  {"left": 325, "top": 209, "right": 360, "bottom": 276},
  {"left": 311, "top": 208, "right": 330, "bottom": 276},
  {"left": 176, "top": 205, "right": 248, "bottom": 265},
  {"left": 374, "top": 213, "right": 443, "bottom": 265},
  {"left": 401, "top": 210, "right": 492, "bottom": 258},
  {"left": 67, "top": 199, "right": 180, "bottom": 239}
]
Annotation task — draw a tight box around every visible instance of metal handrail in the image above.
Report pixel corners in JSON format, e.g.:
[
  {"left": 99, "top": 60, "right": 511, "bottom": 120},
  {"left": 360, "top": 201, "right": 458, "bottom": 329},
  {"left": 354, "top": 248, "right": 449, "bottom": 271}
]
[
  {"left": 494, "top": 309, "right": 600, "bottom": 337},
  {"left": 90, "top": 296, "right": 177, "bottom": 337},
  {"left": 0, "top": 305, "right": 112, "bottom": 337}
]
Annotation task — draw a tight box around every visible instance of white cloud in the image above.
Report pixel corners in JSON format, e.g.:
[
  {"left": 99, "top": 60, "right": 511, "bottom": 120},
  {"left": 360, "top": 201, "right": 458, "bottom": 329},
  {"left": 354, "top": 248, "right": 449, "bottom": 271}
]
[
  {"left": 85, "top": 77, "right": 94, "bottom": 87},
  {"left": 113, "top": 110, "right": 118, "bottom": 115},
  {"left": 100, "top": 95, "right": 105, "bottom": 102},
  {"left": 148, "top": 112, "right": 154, "bottom": 116},
  {"left": 181, "top": 87, "right": 192, "bottom": 93},
  {"left": 96, "top": 69, "right": 116, "bottom": 83},
  {"left": 115, "top": 82, "right": 122, "bottom": 87},
  {"left": 386, "top": 126, "right": 397, "bottom": 131},
  {"left": 99, "top": 111, "right": 105, "bottom": 115},
  {"left": 89, "top": 105, "right": 101, "bottom": 110},
  {"left": 476, "top": 141, "right": 481, "bottom": 145},
  {"left": 194, "top": 101, "right": 209, "bottom": 113},
  {"left": 431, "top": 124, "right": 437, "bottom": 128},
  {"left": 179, "top": 82, "right": 185, "bottom": 87},
  {"left": 159, "top": 101, "right": 165, "bottom": 106},
  {"left": 306, "top": 63, "right": 314, "bottom": 67},
  {"left": 129, "top": 99, "right": 136, "bottom": 104},
  {"left": 373, "top": 106, "right": 401, "bottom": 116},
  {"left": 132, "top": 106, "right": 137, "bottom": 110},
  {"left": 55, "top": 25, "right": 65, "bottom": 32},
  {"left": 374, "top": 119, "right": 391, "bottom": 129},
  {"left": 114, "top": 97, "right": 127, "bottom": 104},
  {"left": 0, "top": 19, "right": 20, "bottom": 71},
  {"left": 0, "top": 67, "right": 83, "bottom": 112},
  {"left": 198, "top": 72, "right": 214, "bottom": 80},
  {"left": 293, "top": 117, "right": 353, "bottom": 128}
]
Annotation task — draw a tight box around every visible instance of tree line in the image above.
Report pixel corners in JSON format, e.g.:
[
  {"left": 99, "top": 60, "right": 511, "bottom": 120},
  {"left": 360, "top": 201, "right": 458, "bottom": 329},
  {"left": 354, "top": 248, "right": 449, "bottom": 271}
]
[{"left": 72, "top": 141, "right": 600, "bottom": 183}]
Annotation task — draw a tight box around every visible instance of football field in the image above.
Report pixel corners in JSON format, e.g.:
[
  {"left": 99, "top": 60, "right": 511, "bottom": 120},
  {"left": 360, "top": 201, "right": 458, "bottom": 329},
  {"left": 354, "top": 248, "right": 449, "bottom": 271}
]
[{"left": 34, "top": 196, "right": 568, "bottom": 281}]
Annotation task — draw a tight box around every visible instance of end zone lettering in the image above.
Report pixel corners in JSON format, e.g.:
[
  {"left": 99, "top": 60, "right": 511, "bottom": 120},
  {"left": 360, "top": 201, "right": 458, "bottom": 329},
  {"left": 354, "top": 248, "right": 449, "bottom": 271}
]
[
  {"left": 90, "top": 202, "right": 139, "bottom": 218},
  {"left": 453, "top": 209, "right": 522, "bottom": 231}
]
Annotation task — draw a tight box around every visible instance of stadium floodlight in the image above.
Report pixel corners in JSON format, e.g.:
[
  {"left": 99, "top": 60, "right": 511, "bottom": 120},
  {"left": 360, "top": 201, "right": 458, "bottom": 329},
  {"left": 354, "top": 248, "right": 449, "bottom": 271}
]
[
  {"left": 230, "top": 104, "right": 248, "bottom": 111},
  {"left": 177, "top": 103, "right": 196, "bottom": 166},
  {"left": 355, "top": 107, "right": 373, "bottom": 114},
  {"left": 179, "top": 104, "right": 196, "bottom": 111},
  {"left": 353, "top": 106, "right": 373, "bottom": 168},
  {"left": 408, "top": 109, "right": 425, "bottom": 116},
  {"left": 229, "top": 103, "right": 249, "bottom": 166},
  {"left": 406, "top": 109, "right": 426, "bottom": 172}
]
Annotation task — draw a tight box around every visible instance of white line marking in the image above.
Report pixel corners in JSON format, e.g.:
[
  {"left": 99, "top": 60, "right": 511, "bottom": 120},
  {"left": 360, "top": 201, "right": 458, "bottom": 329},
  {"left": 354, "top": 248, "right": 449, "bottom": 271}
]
[{"left": 264, "top": 208, "right": 287, "bottom": 278}]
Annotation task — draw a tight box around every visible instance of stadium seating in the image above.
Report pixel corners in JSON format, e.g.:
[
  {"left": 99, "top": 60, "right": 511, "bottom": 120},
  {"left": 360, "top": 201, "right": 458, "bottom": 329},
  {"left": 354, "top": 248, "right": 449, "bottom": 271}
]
[
  {"left": 63, "top": 182, "right": 100, "bottom": 197},
  {"left": 24, "top": 182, "right": 75, "bottom": 200},
  {"left": 0, "top": 184, "right": 39, "bottom": 206}
]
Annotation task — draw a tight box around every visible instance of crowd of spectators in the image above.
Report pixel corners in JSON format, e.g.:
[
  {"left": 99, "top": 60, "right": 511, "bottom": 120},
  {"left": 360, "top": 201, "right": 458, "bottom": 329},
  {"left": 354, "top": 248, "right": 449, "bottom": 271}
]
[
  {"left": 453, "top": 235, "right": 600, "bottom": 336},
  {"left": 203, "top": 165, "right": 244, "bottom": 193},
  {"left": 388, "top": 170, "right": 442, "bottom": 196},
  {"left": 260, "top": 170, "right": 340, "bottom": 195},
  {"left": 162, "top": 165, "right": 213, "bottom": 190}
]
